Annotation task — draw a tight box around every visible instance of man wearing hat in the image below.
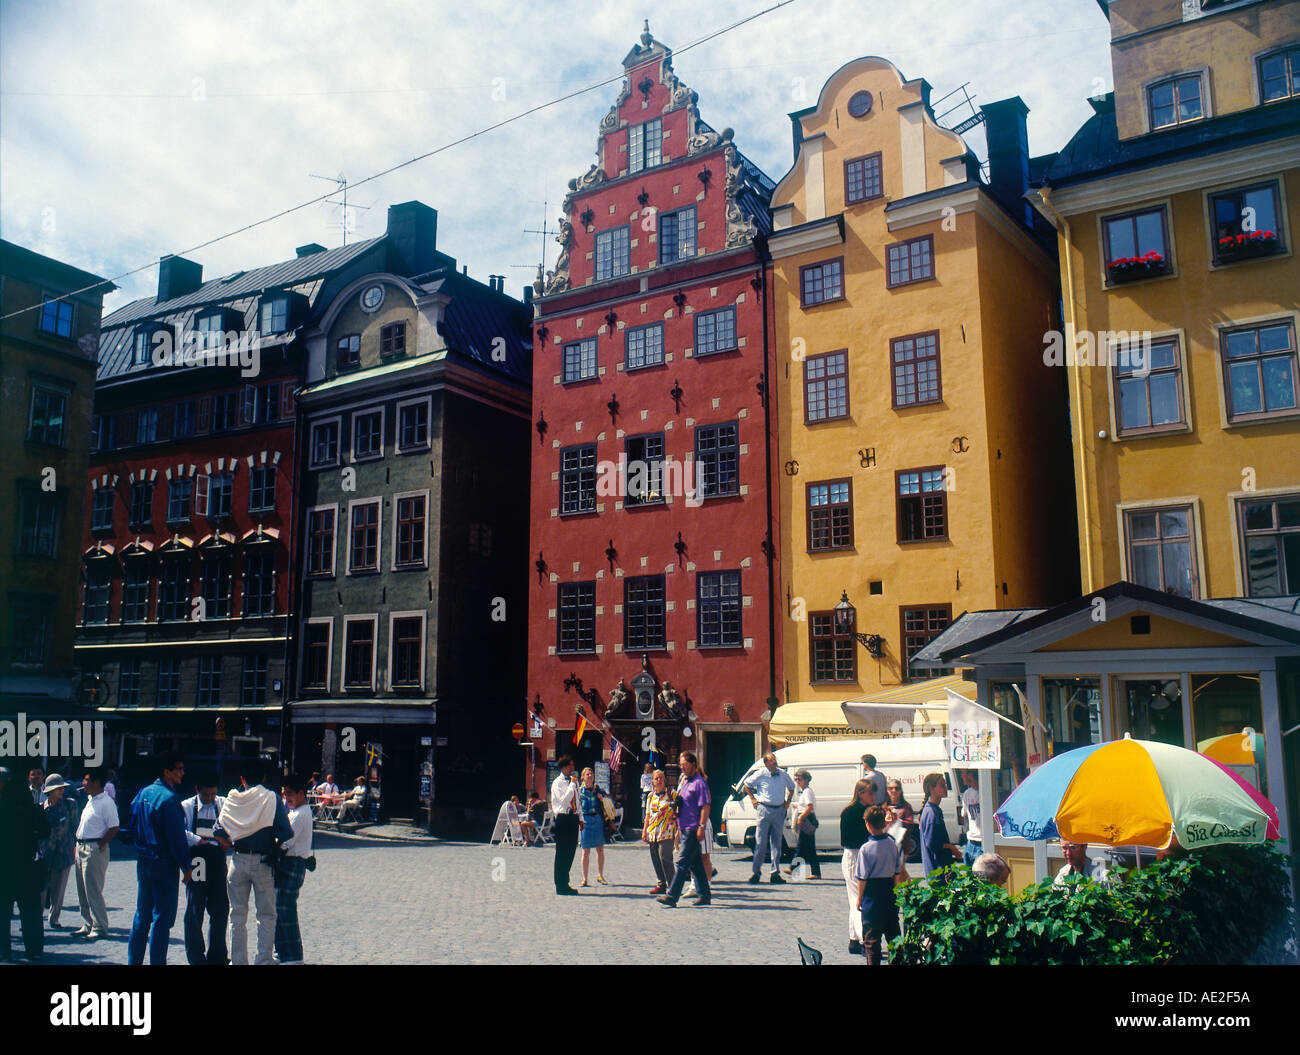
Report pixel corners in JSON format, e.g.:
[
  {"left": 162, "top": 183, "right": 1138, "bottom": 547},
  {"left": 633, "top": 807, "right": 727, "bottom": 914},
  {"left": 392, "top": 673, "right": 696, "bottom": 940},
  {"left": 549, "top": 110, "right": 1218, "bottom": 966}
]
[{"left": 39, "top": 775, "right": 79, "bottom": 928}]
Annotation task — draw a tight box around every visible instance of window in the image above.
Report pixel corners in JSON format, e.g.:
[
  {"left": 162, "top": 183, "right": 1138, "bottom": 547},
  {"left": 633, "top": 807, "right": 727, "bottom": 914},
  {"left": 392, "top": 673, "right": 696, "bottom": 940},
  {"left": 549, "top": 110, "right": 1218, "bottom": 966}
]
[
  {"left": 38, "top": 297, "right": 73, "bottom": 338},
  {"left": 1148, "top": 74, "right": 1203, "bottom": 129},
  {"left": 259, "top": 297, "right": 289, "bottom": 335},
  {"left": 810, "top": 612, "right": 856, "bottom": 683},
  {"left": 380, "top": 322, "right": 406, "bottom": 356},
  {"left": 207, "top": 473, "right": 233, "bottom": 520},
  {"left": 306, "top": 507, "right": 336, "bottom": 576},
  {"left": 28, "top": 387, "right": 67, "bottom": 445},
  {"left": 844, "top": 153, "right": 883, "bottom": 205},
  {"left": 137, "top": 408, "right": 159, "bottom": 445},
  {"left": 398, "top": 400, "right": 429, "bottom": 450},
  {"left": 18, "top": 489, "right": 58, "bottom": 557},
  {"left": 196, "top": 312, "right": 227, "bottom": 350},
  {"left": 310, "top": 420, "right": 340, "bottom": 466},
  {"left": 804, "top": 351, "right": 848, "bottom": 423},
  {"left": 349, "top": 501, "right": 380, "bottom": 572},
  {"left": 241, "top": 655, "right": 268, "bottom": 707},
  {"left": 83, "top": 566, "right": 110, "bottom": 625},
  {"left": 344, "top": 620, "right": 375, "bottom": 689},
  {"left": 1124, "top": 505, "right": 1198, "bottom": 598},
  {"left": 625, "top": 323, "right": 665, "bottom": 370},
  {"left": 557, "top": 582, "right": 596, "bottom": 653},
  {"left": 891, "top": 332, "right": 942, "bottom": 407},
  {"left": 394, "top": 494, "right": 427, "bottom": 567},
  {"left": 211, "top": 392, "right": 238, "bottom": 433},
  {"left": 1259, "top": 45, "right": 1300, "bottom": 103},
  {"left": 391, "top": 616, "right": 424, "bottom": 688},
  {"left": 92, "top": 488, "right": 115, "bottom": 532},
  {"left": 695, "top": 422, "right": 739, "bottom": 498},
  {"left": 244, "top": 552, "right": 275, "bottom": 616},
  {"left": 93, "top": 414, "right": 118, "bottom": 452},
  {"left": 886, "top": 236, "right": 934, "bottom": 287},
  {"left": 800, "top": 258, "right": 844, "bottom": 306},
  {"left": 119, "top": 660, "right": 141, "bottom": 707},
  {"left": 122, "top": 562, "right": 150, "bottom": 623},
  {"left": 160, "top": 561, "right": 189, "bottom": 621},
  {"left": 353, "top": 410, "right": 382, "bottom": 459},
  {"left": 1102, "top": 206, "right": 1171, "bottom": 281},
  {"left": 197, "top": 656, "right": 222, "bottom": 708},
  {"left": 337, "top": 334, "right": 361, "bottom": 369},
  {"left": 658, "top": 207, "right": 696, "bottom": 263},
  {"left": 625, "top": 434, "right": 665, "bottom": 507},
  {"left": 897, "top": 467, "right": 948, "bottom": 542},
  {"left": 560, "top": 444, "right": 597, "bottom": 514},
  {"left": 200, "top": 556, "right": 231, "bottom": 619},
  {"left": 697, "top": 570, "right": 742, "bottom": 648},
  {"left": 595, "top": 226, "right": 630, "bottom": 282},
  {"left": 624, "top": 575, "right": 666, "bottom": 650},
  {"left": 129, "top": 481, "right": 154, "bottom": 528},
  {"left": 807, "top": 480, "right": 853, "bottom": 551},
  {"left": 1221, "top": 319, "right": 1298, "bottom": 421},
  {"left": 10, "top": 599, "right": 50, "bottom": 666},
  {"left": 694, "top": 307, "right": 737, "bottom": 356},
  {"left": 247, "top": 465, "right": 276, "bottom": 513},
  {"left": 1239, "top": 495, "right": 1300, "bottom": 597},
  {"left": 302, "top": 622, "right": 331, "bottom": 690},
  {"left": 1115, "top": 337, "right": 1185, "bottom": 434},
  {"left": 628, "top": 117, "right": 662, "bottom": 173},
  {"left": 900, "top": 606, "right": 952, "bottom": 682},
  {"left": 173, "top": 400, "right": 196, "bottom": 439},
  {"left": 1209, "top": 182, "right": 1285, "bottom": 263},
  {"left": 133, "top": 331, "right": 151, "bottom": 366},
  {"left": 562, "top": 338, "right": 597, "bottom": 383},
  {"left": 157, "top": 659, "right": 182, "bottom": 708},
  {"left": 250, "top": 382, "right": 280, "bottom": 425},
  {"left": 167, "top": 478, "right": 193, "bottom": 522}
]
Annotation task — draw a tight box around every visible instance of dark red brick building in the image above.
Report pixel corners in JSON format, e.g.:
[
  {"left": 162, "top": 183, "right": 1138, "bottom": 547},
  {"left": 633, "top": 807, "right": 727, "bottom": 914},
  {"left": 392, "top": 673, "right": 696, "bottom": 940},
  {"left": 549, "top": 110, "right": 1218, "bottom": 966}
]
[{"left": 527, "top": 24, "right": 780, "bottom": 819}]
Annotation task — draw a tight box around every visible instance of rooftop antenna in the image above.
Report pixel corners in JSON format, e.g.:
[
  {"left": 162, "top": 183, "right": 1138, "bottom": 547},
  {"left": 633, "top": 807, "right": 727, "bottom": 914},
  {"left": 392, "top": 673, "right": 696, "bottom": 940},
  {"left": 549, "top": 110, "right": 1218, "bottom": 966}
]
[
  {"left": 934, "top": 83, "right": 989, "bottom": 179},
  {"left": 522, "top": 200, "right": 555, "bottom": 276},
  {"left": 309, "top": 172, "right": 371, "bottom": 246}
]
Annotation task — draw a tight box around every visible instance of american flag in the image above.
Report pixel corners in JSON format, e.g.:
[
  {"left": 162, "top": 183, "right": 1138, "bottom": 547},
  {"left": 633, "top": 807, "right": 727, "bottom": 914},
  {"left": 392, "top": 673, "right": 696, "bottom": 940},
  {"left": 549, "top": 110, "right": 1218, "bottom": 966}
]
[{"left": 609, "top": 738, "right": 624, "bottom": 771}]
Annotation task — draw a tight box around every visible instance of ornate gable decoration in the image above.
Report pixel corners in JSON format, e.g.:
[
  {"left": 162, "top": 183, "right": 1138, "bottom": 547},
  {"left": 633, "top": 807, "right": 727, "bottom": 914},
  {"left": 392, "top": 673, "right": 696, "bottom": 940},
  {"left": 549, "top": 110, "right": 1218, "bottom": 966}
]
[{"left": 544, "top": 22, "right": 764, "bottom": 295}]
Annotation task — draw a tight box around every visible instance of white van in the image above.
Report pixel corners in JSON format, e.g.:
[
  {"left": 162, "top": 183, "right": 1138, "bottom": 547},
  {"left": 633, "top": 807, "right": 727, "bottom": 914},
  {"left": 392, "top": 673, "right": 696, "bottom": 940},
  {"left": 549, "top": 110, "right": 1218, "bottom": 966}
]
[{"left": 717, "top": 737, "right": 959, "bottom": 858}]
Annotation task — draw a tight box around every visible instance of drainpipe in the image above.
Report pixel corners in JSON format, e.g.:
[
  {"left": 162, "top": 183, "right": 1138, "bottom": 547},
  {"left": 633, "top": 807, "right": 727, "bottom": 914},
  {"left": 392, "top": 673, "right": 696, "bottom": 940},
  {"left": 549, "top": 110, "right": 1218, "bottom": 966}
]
[
  {"left": 1028, "top": 187, "right": 1094, "bottom": 594},
  {"left": 755, "top": 235, "right": 779, "bottom": 724}
]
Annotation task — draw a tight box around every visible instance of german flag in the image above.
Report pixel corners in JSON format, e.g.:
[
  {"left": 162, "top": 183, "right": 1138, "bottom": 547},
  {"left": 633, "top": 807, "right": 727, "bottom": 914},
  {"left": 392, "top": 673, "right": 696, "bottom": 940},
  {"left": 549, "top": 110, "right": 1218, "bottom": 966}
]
[{"left": 573, "top": 713, "right": 589, "bottom": 744}]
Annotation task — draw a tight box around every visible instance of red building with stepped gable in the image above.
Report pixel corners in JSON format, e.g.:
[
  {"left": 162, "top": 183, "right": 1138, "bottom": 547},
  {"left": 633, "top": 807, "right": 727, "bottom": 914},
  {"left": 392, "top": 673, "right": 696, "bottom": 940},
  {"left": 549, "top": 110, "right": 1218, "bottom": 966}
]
[{"left": 526, "top": 23, "right": 780, "bottom": 825}]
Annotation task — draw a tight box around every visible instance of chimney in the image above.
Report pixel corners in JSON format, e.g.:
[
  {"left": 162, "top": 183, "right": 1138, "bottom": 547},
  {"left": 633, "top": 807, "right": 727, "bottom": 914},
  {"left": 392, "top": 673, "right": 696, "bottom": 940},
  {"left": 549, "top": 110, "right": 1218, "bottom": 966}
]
[
  {"left": 157, "top": 254, "right": 203, "bottom": 302},
  {"left": 296, "top": 243, "right": 327, "bottom": 257},
  {"left": 980, "top": 97, "right": 1032, "bottom": 229},
  {"left": 522, "top": 285, "right": 533, "bottom": 304},
  {"left": 385, "top": 201, "right": 438, "bottom": 275}
]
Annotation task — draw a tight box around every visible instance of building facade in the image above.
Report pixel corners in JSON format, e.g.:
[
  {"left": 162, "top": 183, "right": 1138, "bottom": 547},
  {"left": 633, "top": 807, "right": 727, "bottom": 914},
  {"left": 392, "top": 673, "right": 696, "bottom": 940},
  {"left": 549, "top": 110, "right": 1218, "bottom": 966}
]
[
  {"left": 1, "top": 240, "right": 111, "bottom": 755},
  {"left": 1035, "top": 0, "right": 1300, "bottom": 599},
  {"left": 291, "top": 201, "right": 532, "bottom": 831},
  {"left": 767, "top": 58, "right": 1080, "bottom": 709},
  {"left": 527, "top": 24, "right": 780, "bottom": 818}
]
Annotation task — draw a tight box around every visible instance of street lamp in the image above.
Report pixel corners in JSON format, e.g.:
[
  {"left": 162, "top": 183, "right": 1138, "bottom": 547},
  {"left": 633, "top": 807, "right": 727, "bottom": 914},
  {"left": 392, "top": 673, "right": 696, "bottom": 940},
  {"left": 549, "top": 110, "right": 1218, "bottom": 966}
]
[{"left": 834, "top": 590, "right": 885, "bottom": 658}]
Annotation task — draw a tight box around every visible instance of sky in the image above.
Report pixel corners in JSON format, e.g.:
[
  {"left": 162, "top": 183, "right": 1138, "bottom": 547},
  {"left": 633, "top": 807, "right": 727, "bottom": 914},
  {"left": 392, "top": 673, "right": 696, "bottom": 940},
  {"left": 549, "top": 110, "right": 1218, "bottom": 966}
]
[{"left": 0, "top": 0, "right": 1115, "bottom": 315}]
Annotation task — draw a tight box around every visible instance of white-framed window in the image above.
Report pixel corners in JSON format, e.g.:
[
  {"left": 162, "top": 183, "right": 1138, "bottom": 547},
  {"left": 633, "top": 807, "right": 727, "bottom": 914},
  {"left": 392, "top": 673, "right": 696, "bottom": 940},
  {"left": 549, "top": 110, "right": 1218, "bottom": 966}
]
[
  {"left": 628, "top": 118, "right": 662, "bottom": 173},
  {"left": 388, "top": 611, "right": 426, "bottom": 691},
  {"left": 392, "top": 489, "right": 430, "bottom": 570},
  {"left": 347, "top": 497, "right": 382, "bottom": 574},
  {"left": 595, "top": 226, "right": 631, "bottom": 281},
  {"left": 301, "top": 617, "right": 334, "bottom": 691},
  {"left": 562, "top": 338, "right": 598, "bottom": 383},
  {"left": 1146, "top": 71, "right": 1207, "bottom": 130},
  {"left": 342, "top": 614, "right": 378, "bottom": 691},
  {"left": 259, "top": 295, "right": 290, "bottom": 335},
  {"left": 305, "top": 503, "right": 338, "bottom": 577},
  {"left": 396, "top": 396, "right": 431, "bottom": 452},
  {"left": 309, "top": 416, "right": 342, "bottom": 468},
  {"left": 352, "top": 406, "right": 385, "bottom": 461}
]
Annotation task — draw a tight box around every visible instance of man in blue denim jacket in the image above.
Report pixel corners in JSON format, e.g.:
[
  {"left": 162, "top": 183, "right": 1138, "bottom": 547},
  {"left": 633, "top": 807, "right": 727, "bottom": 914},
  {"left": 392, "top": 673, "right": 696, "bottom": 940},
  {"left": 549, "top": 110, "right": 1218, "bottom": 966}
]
[{"left": 127, "top": 752, "right": 192, "bottom": 965}]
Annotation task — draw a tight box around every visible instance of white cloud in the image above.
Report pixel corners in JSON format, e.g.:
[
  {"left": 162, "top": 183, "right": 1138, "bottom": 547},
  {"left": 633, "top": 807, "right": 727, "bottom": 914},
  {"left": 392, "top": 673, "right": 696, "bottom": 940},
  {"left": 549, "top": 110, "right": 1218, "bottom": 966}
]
[{"left": 0, "top": 0, "right": 1112, "bottom": 312}]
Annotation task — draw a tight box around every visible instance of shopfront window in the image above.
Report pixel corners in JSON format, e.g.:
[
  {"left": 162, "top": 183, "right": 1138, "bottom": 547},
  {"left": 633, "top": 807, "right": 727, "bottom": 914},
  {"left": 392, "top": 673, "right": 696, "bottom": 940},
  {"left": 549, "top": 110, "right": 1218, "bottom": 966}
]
[
  {"left": 1042, "top": 677, "right": 1102, "bottom": 756},
  {"left": 1120, "top": 678, "right": 1184, "bottom": 747},
  {"left": 989, "top": 681, "right": 1028, "bottom": 802},
  {"left": 1192, "top": 673, "right": 1265, "bottom": 795}
]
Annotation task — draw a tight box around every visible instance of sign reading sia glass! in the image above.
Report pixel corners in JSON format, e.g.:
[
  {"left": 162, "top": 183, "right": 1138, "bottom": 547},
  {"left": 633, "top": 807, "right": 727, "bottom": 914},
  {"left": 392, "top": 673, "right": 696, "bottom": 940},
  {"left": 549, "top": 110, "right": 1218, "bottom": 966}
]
[{"left": 947, "top": 696, "right": 1001, "bottom": 769}]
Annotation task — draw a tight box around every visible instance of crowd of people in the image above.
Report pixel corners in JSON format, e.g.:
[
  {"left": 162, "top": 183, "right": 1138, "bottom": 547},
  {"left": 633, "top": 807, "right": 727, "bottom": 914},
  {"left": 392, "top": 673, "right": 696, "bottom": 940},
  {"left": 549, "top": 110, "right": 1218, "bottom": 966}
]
[{"left": 0, "top": 756, "right": 315, "bottom": 965}]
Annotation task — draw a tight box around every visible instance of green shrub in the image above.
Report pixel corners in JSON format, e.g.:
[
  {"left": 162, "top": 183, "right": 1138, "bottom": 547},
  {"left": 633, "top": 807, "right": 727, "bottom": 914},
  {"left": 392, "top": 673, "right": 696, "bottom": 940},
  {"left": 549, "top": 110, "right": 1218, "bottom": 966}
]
[{"left": 892, "top": 844, "right": 1296, "bottom": 965}]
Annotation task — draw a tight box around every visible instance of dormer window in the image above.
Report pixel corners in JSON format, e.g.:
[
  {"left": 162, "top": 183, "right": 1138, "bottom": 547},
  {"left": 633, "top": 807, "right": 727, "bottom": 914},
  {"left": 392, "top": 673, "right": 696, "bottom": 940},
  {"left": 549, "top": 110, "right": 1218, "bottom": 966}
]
[
  {"left": 259, "top": 295, "right": 290, "bottom": 335},
  {"left": 196, "top": 310, "right": 234, "bottom": 350},
  {"left": 133, "top": 330, "right": 151, "bottom": 365},
  {"left": 1148, "top": 75, "right": 1203, "bottom": 130},
  {"left": 1259, "top": 45, "right": 1300, "bottom": 103},
  {"left": 629, "top": 118, "right": 662, "bottom": 173}
]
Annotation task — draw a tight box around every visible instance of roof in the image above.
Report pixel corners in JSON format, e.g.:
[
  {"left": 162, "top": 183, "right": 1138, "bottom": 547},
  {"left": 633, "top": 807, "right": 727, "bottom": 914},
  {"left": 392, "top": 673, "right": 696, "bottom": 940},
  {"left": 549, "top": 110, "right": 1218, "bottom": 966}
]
[
  {"left": 0, "top": 239, "right": 115, "bottom": 295},
  {"left": 910, "top": 609, "right": 1046, "bottom": 669},
  {"left": 420, "top": 266, "right": 532, "bottom": 384},
  {"left": 1043, "top": 95, "right": 1300, "bottom": 188},
  {"left": 696, "top": 119, "right": 776, "bottom": 236}
]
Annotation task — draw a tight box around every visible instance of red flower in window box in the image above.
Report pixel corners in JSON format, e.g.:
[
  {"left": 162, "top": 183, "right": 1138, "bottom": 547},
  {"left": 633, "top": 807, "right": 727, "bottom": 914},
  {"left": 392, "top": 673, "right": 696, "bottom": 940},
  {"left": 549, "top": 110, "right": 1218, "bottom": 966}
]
[
  {"left": 1216, "top": 229, "right": 1281, "bottom": 261},
  {"left": 1107, "top": 250, "right": 1169, "bottom": 283}
]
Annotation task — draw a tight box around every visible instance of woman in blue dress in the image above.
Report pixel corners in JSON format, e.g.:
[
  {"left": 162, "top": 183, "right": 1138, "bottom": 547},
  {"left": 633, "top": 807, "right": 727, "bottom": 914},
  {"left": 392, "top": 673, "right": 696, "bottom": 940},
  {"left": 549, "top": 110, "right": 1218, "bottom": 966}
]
[{"left": 577, "top": 767, "right": 609, "bottom": 887}]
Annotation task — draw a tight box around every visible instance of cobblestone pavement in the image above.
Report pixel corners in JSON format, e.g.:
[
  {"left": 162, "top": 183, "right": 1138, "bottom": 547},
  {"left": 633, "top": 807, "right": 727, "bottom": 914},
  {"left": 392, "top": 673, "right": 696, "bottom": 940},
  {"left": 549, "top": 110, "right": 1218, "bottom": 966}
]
[{"left": 13, "top": 837, "right": 870, "bottom": 965}]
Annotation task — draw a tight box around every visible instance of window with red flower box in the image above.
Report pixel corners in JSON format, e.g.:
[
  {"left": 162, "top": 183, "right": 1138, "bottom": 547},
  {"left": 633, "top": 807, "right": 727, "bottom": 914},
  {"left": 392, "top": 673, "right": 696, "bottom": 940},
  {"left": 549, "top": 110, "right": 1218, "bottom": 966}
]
[
  {"left": 1102, "top": 206, "right": 1171, "bottom": 284},
  {"left": 1210, "top": 182, "right": 1285, "bottom": 265}
]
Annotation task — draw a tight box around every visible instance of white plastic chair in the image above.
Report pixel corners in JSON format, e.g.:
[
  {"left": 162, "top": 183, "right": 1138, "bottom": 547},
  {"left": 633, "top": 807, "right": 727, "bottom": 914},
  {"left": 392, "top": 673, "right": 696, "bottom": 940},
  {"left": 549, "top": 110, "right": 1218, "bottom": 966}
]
[
  {"left": 609, "top": 806, "right": 625, "bottom": 841},
  {"left": 536, "top": 810, "right": 554, "bottom": 846}
]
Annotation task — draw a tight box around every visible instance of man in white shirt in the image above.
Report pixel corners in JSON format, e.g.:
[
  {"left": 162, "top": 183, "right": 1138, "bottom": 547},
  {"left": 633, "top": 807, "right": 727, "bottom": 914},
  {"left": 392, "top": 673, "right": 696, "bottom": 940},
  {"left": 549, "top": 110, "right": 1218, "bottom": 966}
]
[
  {"left": 73, "top": 768, "right": 119, "bottom": 939},
  {"left": 550, "top": 756, "right": 579, "bottom": 895},
  {"left": 959, "top": 770, "right": 983, "bottom": 866},
  {"left": 1054, "top": 840, "right": 1109, "bottom": 887},
  {"left": 181, "top": 774, "right": 230, "bottom": 965},
  {"left": 859, "top": 755, "right": 887, "bottom": 804},
  {"left": 317, "top": 774, "right": 339, "bottom": 797},
  {"left": 274, "top": 774, "right": 314, "bottom": 964}
]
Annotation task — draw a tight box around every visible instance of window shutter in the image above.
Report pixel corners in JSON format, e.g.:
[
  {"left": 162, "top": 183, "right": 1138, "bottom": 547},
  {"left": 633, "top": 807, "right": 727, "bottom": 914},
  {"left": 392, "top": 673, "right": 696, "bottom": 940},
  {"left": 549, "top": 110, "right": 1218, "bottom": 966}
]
[
  {"left": 279, "top": 383, "right": 295, "bottom": 421},
  {"left": 194, "top": 474, "right": 210, "bottom": 518},
  {"left": 240, "top": 385, "right": 256, "bottom": 426},
  {"left": 196, "top": 396, "right": 211, "bottom": 435}
]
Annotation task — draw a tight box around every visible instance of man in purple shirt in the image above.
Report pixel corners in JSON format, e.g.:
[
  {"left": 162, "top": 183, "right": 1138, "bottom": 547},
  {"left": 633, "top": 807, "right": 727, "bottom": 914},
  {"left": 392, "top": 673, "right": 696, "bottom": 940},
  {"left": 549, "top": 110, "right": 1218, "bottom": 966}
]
[{"left": 658, "top": 752, "right": 711, "bottom": 908}]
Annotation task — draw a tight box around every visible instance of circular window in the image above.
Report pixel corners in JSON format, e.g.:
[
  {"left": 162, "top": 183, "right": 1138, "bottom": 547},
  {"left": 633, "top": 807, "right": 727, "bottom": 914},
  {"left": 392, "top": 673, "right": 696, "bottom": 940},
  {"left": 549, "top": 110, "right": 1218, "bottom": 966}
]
[
  {"left": 360, "top": 284, "right": 385, "bottom": 313},
  {"left": 848, "top": 90, "right": 873, "bottom": 118}
]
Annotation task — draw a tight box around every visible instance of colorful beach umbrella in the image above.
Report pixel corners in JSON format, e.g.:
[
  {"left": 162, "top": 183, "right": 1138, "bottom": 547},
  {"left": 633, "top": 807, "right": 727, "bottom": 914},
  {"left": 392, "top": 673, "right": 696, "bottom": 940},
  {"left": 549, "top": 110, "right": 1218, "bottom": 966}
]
[{"left": 995, "top": 736, "right": 1279, "bottom": 849}]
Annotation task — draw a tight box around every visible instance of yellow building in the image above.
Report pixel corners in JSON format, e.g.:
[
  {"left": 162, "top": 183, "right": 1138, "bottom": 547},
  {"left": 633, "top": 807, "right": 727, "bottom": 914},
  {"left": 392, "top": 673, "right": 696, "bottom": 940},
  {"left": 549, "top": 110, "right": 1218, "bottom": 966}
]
[
  {"left": 767, "top": 57, "right": 1079, "bottom": 706},
  {"left": 1033, "top": 0, "right": 1300, "bottom": 599}
]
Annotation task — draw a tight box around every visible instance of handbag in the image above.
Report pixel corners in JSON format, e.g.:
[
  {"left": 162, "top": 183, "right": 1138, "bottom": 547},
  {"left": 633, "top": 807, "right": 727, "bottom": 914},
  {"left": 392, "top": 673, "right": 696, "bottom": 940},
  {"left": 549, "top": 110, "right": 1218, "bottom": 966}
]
[{"left": 599, "top": 794, "right": 616, "bottom": 823}]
